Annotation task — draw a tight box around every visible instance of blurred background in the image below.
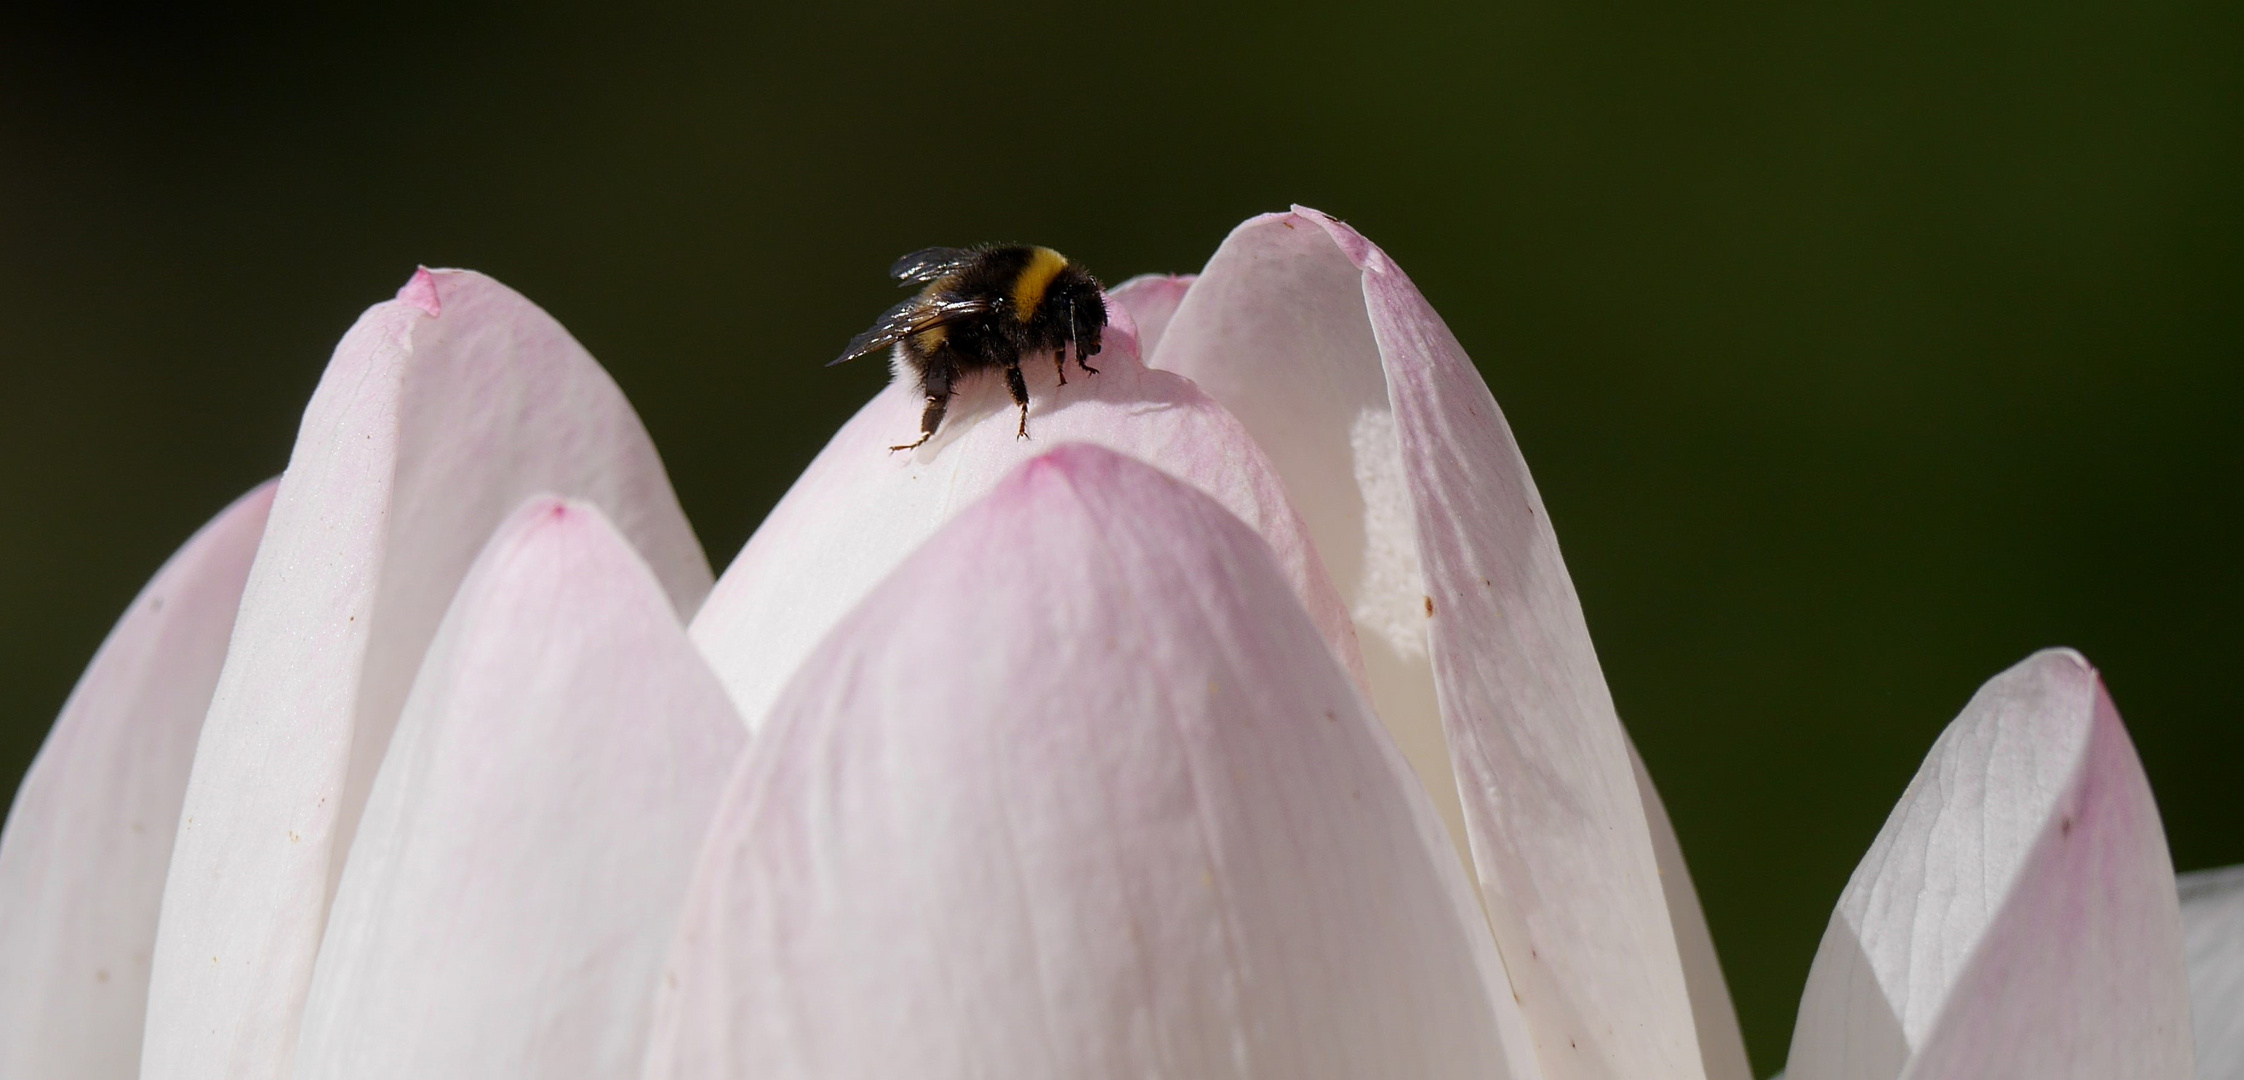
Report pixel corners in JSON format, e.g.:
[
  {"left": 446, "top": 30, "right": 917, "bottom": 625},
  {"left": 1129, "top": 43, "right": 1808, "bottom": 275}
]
[{"left": 3, "top": 0, "right": 2236, "bottom": 1070}]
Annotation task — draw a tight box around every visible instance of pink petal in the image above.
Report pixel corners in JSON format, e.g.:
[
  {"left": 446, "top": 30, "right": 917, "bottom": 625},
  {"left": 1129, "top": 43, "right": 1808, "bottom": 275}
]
[
  {"left": 1106, "top": 273, "right": 1195, "bottom": 361},
  {"left": 0, "top": 483, "right": 273, "bottom": 1080},
  {"left": 1784, "top": 649, "right": 2193, "bottom": 1080},
  {"left": 1154, "top": 206, "right": 1711, "bottom": 1077},
  {"left": 690, "top": 310, "right": 1361, "bottom": 735},
  {"left": 644, "top": 445, "right": 1526, "bottom": 1079},
  {"left": 292, "top": 498, "right": 742, "bottom": 1079},
  {"left": 2180, "top": 865, "right": 2244, "bottom": 1078},
  {"left": 143, "top": 270, "right": 712, "bottom": 1080}
]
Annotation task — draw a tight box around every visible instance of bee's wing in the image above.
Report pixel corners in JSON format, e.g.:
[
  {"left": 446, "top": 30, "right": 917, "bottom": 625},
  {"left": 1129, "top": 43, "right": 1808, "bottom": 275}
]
[
  {"left": 829, "top": 294, "right": 992, "bottom": 365},
  {"left": 889, "top": 247, "right": 980, "bottom": 283}
]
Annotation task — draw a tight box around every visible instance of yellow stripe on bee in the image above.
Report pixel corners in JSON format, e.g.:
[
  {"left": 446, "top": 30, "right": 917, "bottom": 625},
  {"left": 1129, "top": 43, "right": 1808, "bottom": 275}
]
[
  {"left": 1010, "top": 247, "right": 1069, "bottom": 323},
  {"left": 913, "top": 324, "right": 949, "bottom": 350}
]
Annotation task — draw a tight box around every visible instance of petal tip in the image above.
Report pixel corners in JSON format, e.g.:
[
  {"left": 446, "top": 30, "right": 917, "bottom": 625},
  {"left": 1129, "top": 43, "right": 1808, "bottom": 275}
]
[
  {"left": 2020, "top": 645, "right": 2101, "bottom": 694},
  {"left": 985, "top": 444, "right": 1151, "bottom": 525},
  {"left": 1007, "top": 444, "right": 1091, "bottom": 498},
  {"left": 494, "top": 494, "right": 606, "bottom": 547},
  {"left": 396, "top": 266, "right": 443, "bottom": 317},
  {"left": 1020, "top": 441, "right": 1126, "bottom": 482},
  {"left": 1288, "top": 204, "right": 1390, "bottom": 272},
  {"left": 535, "top": 496, "right": 581, "bottom": 523}
]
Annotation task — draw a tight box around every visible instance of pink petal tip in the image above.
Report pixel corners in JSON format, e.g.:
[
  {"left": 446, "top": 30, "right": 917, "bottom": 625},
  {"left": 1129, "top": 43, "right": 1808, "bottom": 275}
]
[{"left": 396, "top": 267, "right": 442, "bottom": 317}]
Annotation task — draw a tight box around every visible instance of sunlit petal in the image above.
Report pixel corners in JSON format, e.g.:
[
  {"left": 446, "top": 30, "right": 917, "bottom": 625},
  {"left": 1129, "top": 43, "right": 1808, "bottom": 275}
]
[
  {"left": 293, "top": 498, "right": 741, "bottom": 1079},
  {"left": 0, "top": 483, "right": 273, "bottom": 1080},
  {"left": 1155, "top": 206, "right": 1710, "bottom": 1078},
  {"left": 645, "top": 445, "right": 1523, "bottom": 1079},
  {"left": 143, "top": 269, "right": 711, "bottom": 1080},
  {"left": 1785, "top": 649, "right": 2193, "bottom": 1080}
]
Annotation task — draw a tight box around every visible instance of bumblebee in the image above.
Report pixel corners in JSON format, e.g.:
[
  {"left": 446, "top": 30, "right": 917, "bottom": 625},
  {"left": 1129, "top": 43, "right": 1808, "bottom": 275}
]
[{"left": 832, "top": 245, "right": 1108, "bottom": 450}]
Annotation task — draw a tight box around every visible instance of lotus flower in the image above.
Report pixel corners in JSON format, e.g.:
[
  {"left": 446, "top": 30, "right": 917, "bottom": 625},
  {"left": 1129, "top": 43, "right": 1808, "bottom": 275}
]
[{"left": 0, "top": 207, "right": 2233, "bottom": 1080}]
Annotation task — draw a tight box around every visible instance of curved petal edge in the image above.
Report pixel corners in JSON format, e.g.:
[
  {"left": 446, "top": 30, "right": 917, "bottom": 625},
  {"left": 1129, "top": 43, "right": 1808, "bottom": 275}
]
[{"left": 0, "top": 482, "right": 274, "bottom": 1080}]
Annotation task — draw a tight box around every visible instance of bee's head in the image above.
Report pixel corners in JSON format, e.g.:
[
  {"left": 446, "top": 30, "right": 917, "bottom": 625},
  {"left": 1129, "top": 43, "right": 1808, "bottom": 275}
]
[
  {"left": 1042, "top": 269, "right": 1105, "bottom": 316},
  {"left": 1046, "top": 265, "right": 1109, "bottom": 357}
]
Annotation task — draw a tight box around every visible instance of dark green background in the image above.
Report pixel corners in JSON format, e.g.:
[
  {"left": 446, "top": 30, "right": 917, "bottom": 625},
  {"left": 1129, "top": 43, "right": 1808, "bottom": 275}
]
[{"left": 4, "top": 1, "right": 2236, "bottom": 1071}]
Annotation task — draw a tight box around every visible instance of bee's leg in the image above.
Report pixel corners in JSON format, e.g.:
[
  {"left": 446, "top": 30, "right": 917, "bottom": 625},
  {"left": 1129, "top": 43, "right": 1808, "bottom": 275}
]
[
  {"left": 1004, "top": 363, "right": 1032, "bottom": 439},
  {"left": 891, "top": 371, "right": 951, "bottom": 452},
  {"left": 889, "top": 394, "right": 945, "bottom": 452},
  {"left": 1071, "top": 299, "right": 1100, "bottom": 375},
  {"left": 1053, "top": 347, "right": 1068, "bottom": 386}
]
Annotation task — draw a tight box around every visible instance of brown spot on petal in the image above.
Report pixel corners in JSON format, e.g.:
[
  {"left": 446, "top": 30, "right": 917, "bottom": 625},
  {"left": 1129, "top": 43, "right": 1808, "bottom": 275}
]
[{"left": 1423, "top": 596, "right": 1435, "bottom": 616}]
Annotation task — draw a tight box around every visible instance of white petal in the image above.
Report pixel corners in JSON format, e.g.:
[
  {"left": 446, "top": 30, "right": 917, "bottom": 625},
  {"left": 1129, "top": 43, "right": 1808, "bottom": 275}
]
[
  {"left": 1155, "top": 206, "right": 1700, "bottom": 1078},
  {"left": 293, "top": 498, "right": 742, "bottom": 1079},
  {"left": 2180, "top": 864, "right": 2244, "bottom": 1080},
  {"left": 644, "top": 445, "right": 1523, "bottom": 1079},
  {"left": 144, "top": 269, "right": 711, "bottom": 1080},
  {"left": 690, "top": 310, "right": 1360, "bottom": 734},
  {"left": 1784, "top": 649, "right": 2193, "bottom": 1080},
  {"left": 0, "top": 483, "right": 274, "bottom": 1080}
]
